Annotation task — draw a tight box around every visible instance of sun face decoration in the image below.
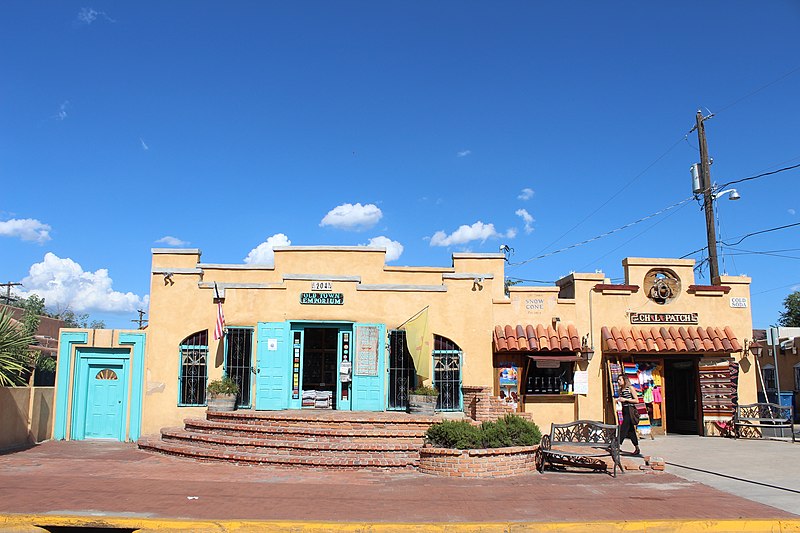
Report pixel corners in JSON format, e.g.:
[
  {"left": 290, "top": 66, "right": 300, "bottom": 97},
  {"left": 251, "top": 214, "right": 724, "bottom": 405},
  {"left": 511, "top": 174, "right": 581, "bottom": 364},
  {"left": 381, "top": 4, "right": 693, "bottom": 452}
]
[{"left": 644, "top": 269, "right": 680, "bottom": 305}]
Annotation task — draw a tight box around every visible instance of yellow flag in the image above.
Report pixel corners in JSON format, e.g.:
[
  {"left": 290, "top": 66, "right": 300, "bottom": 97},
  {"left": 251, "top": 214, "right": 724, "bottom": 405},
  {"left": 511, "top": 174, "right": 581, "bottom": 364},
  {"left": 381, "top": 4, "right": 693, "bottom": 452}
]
[{"left": 403, "top": 308, "right": 431, "bottom": 380}]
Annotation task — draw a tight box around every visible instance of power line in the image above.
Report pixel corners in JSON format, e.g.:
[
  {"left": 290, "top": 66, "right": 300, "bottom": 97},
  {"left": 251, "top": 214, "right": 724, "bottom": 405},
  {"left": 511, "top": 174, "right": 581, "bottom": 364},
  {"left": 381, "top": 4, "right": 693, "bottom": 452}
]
[
  {"left": 530, "top": 136, "right": 686, "bottom": 259},
  {"left": 509, "top": 195, "right": 695, "bottom": 267},
  {"left": 720, "top": 221, "right": 800, "bottom": 247},
  {"left": 718, "top": 162, "right": 800, "bottom": 190},
  {"left": 681, "top": 222, "right": 800, "bottom": 257},
  {"left": 715, "top": 65, "right": 800, "bottom": 115},
  {"left": 753, "top": 281, "right": 800, "bottom": 296}
]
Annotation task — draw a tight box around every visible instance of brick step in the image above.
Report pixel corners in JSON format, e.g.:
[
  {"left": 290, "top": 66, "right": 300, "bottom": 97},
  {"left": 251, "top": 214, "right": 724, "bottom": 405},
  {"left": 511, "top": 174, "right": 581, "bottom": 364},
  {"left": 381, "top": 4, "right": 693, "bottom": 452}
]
[
  {"left": 162, "top": 427, "right": 423, "bottom": 453},
  {"left": 138, "top": 437, "right": 419, "bottom": 469},
  {"left": 184, "top": 418, "right": 428, "bottom": 441},
  {"left": 205, "top": 410, "right": 438, "bottom": 431}
]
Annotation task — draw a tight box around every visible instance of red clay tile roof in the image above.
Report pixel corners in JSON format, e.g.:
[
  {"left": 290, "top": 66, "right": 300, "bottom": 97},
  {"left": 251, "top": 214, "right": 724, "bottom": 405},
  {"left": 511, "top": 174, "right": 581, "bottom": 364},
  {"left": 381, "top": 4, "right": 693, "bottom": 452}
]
[
  {"left": 494, "top": 324, "right": 582, "bottom": 352},
  {"left": 601, "top": 325, "right": 742, "bottom": 353}
]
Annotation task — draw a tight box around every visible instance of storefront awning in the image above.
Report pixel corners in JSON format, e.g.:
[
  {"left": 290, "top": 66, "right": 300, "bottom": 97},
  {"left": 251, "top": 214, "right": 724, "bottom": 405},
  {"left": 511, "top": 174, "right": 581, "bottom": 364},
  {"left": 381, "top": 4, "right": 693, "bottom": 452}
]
[
  {"left": 528, "top": 354, "right": 581, "bottom": 362},
  {"left": 494, "top": 323, "right": 582, "bottom": 352},
  {"left": 601, "top": 325, "right": 742, "bottom": 354}
]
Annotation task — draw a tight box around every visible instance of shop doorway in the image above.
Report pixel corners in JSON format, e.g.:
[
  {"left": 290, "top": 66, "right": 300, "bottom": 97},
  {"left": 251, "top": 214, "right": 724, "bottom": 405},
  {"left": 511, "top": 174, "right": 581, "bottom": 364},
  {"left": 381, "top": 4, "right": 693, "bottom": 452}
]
[
  {"left": 664, "top": 359, "right": 700, "bottom": 434},
  {"left": 302, "top": 327, "right": 339, "bottom": 409}
]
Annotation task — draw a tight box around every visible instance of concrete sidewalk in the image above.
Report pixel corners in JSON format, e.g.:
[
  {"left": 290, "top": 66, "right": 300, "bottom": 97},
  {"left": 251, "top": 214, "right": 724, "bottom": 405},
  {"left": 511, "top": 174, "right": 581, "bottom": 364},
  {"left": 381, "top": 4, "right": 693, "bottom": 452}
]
[
  {"left": 0, "top": 440, "right": 797, "bottom": 531},
  {"left": 640, "top": 434, "right": 800, "bottom": 515}
]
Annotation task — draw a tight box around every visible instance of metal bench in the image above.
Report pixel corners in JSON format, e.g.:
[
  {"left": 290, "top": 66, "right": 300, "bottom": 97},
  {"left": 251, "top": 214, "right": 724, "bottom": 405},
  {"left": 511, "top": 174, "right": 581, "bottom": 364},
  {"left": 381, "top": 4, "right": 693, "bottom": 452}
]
[
  {"left": 734, "top": 402, "right": 795, "bottom": 443},
  {"left": 536, "top": 420, "right": 622, "bottom": 477}
]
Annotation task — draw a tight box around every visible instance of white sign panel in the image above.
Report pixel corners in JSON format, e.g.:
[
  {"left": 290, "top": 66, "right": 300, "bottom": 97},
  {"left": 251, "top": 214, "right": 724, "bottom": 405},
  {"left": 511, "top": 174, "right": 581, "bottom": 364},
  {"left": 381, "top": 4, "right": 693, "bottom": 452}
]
[
  {"left": 311, "top": 281, "right": 333, "bottom": 291},
  {"left": 730, "top": 297, "right": 748, "bottom": 308},
  {"left": 573, "top": 370, "right": 589, "bottom": 395},
  {"left": 267, "top": 338, "right": 278, "bottom": 351}
]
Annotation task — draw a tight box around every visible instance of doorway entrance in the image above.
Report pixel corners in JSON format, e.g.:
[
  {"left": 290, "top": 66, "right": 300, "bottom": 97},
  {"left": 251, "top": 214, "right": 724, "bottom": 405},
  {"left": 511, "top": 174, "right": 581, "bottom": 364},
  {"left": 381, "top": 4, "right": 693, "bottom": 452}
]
[
  {"left": 302, "top": 327, "right": 339, "bottom": 409},
  {"left": 665, "top": 359, "right": 700, "bottom": 434}
]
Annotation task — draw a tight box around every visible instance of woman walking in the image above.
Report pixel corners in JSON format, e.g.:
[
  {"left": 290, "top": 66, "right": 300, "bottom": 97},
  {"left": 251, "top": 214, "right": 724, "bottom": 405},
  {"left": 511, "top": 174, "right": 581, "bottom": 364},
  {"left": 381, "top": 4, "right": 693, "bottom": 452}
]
[{"left": 617, "top": 374, "right": 641, "bottom": 456}]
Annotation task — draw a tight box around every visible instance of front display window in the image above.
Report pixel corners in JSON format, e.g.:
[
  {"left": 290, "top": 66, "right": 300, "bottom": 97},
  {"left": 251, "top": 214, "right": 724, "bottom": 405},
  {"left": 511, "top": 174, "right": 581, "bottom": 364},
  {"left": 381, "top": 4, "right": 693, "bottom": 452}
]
[{"left": 525, "top": 360, "right": 574, "bottom": 394}]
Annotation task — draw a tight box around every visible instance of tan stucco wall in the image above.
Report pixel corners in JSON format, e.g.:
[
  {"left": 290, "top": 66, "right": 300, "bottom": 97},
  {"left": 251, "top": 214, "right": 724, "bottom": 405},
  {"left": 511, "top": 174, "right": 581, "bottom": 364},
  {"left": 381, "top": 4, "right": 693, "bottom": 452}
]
[
  {"left": 0, "top": 387, "right": 54, "bottom": 451},
  {"left": 63, "top": 248, "right": 756, "bottom": 439}
]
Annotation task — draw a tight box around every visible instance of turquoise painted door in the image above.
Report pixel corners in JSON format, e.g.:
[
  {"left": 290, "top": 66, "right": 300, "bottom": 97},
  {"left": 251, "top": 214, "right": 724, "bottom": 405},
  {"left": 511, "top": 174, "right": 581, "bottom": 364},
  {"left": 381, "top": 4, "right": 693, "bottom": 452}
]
[
  {"left": 256, "top": 322, "right": 290, "bottom": 410},
  {"left": 351, "top": 323, "right": 385, "bottom": 411},
  {"left": 71, "top": 357, "right": 129, "bottom": 441}
]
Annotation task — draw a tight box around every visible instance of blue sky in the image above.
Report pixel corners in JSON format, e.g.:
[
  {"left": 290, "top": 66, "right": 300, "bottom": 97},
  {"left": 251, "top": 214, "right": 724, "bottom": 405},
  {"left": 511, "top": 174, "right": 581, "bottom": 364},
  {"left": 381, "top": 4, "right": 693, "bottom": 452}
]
[{"left": 2, "top": 2, "right": 799, "bottom": 329}]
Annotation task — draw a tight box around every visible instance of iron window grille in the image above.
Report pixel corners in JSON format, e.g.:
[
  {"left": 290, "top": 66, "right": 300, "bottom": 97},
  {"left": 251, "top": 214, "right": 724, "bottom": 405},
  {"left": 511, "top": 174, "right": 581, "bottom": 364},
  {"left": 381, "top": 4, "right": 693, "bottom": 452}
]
[
  {"left": 224, "top": 327, "right": 253, "bottom": 408},
  {"left": 763, "top": 367, "right": 776, "bottom": 391},
  {"left": 178, "top": 330, "right": 208, "bottom": 406},
  {"left": 388, "top": 330, "right": 415, "bottom": 410},
  {"left": 432, "top": 334, "right": 462, "bottom": 411}
]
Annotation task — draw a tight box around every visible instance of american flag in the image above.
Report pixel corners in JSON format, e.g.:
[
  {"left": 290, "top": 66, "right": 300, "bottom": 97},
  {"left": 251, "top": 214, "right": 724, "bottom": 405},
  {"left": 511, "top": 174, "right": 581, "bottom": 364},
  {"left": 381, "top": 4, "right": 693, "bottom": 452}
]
[
  {"left": 214, "top": 283, "right": 225, "bottom": 340},
  {"left": 214, "top": 300, "right": 225, "bottom": 340}
]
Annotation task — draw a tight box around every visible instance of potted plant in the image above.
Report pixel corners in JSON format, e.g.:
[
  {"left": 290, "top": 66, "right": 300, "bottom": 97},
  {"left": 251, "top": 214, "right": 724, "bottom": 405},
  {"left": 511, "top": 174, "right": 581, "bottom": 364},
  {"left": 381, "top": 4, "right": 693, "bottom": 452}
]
[
  {"left": 408, "top": 384, "right": 438, "bottom": 415},
  {"left": 206, "top": 376, "right": 239, "bottom": 412}
]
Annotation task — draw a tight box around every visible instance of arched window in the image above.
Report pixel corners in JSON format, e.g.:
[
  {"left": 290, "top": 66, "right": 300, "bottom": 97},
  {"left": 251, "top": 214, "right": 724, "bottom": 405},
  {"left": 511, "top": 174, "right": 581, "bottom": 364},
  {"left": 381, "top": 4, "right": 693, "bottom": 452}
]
[
  {"left": 432, "top": 334, "right": 462, "bottom": 411},
  {"left": 179, "top": 330, "right": 208, "bottom": 406}
]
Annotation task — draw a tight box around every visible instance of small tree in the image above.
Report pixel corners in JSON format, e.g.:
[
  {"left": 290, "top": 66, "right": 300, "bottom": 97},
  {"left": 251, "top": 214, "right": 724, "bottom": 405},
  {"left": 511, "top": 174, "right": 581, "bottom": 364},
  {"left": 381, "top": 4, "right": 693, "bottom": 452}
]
[
  {"left": 778, "top": 291, "right": 800, "bottom": 327},
  {"left": 0, "top": 309, "right": 32, "bottom": 386}
]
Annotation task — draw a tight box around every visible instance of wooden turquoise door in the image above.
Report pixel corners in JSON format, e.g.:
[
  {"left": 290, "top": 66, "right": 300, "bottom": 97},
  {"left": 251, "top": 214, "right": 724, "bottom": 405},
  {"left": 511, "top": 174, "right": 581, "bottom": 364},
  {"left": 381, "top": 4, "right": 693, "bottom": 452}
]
[
  {"left": 351, "top": 323, "right": 386, "bottom": 411},
  {"left": 256, "top": 322, "right": 290, "bottom": 410},
  {"left": 72, "top": 357, "right": 129, "bottom": 441}
]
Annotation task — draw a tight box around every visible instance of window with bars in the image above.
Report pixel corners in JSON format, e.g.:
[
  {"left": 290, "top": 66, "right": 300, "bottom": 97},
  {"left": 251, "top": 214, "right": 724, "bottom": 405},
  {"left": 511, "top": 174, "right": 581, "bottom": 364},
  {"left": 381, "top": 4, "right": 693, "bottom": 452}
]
[
  {"left": 763, "top": 366, "right": 776, "bottom": 391},
  {"left": 179, "top": 330, "right": 208, "bottom": 406},
  {"left": 388, "top": 330, "right": 415, "bottom": 410},
  {"left": 432, "top": 334, "right": 462, "bottom": 411},
  {"left": 795, "top": 364, "right": 800, "bottom": 392},
  {"left": 225, "top": 327, "right": 253, "bottom": 408}
]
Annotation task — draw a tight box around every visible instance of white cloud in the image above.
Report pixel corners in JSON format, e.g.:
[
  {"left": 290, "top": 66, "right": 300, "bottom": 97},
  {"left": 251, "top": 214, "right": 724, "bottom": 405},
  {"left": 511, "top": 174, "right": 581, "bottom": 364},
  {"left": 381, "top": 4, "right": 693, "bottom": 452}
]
[
  {"left": 140, "top": 138, "right": 149, "bottom": 151},
  {"left": 244, "top": 233, "right": 291, "bottom": 265},
  {"left": 517, "top": 188, "right": 534, "bottom": 201},
  {"left": 0, "top": 218, "right": 52, "bottom": 243},
  {"left": 76, "top": 7, "right": 115, "bottom": 25},
  {"left": 789, "top": 208, "right": 796, "bottom": 216},
  {"left": 320, "top": 203, "right": 382, "bottom": 231},
  {"left": 430, "top": 221, "right": 507, "bottom": 247},
  {"left": 505, "top": 227, "right": 518, "bottom": 239},
  {"left": 155, "top": 236, "right": 188, "bottom": 247},
  {"left": 456, "top": 150, "right": 471, "bottom": 157},
  {"left": 363, "top": 236, "right": 404, "bottom": 262},
  {"left": 515, "top": 208, "right": 535, "bottom": 234},
  {"left": 55, "top": 101, "right": 69, "bottom": 121},
  {"left": 16, "top": 253, "right": 146, "bottom": 313}
]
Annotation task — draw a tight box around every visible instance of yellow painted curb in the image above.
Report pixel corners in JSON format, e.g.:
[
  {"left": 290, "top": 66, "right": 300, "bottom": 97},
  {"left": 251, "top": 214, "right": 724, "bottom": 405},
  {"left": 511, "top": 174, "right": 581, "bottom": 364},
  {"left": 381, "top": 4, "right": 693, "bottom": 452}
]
[{"left": 2, "top": 515, "right": 800, "bottom": 532}]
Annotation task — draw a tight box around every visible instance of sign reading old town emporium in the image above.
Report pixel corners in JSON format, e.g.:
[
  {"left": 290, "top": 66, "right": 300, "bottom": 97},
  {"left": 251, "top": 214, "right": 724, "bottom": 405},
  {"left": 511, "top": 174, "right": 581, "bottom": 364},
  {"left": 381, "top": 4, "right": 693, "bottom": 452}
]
[
  {"left": 629, "top": 312, "right": 698, "bottom": 324},
  {"left": 300, "top": 292, "right": 344, "bottom": 305}
]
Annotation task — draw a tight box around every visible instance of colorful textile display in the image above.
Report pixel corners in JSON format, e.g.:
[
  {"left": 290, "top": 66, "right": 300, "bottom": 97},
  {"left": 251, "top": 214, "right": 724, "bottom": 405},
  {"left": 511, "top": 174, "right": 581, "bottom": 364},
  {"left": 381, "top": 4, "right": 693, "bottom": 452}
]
[{"left": 623, "top": 362, "right": 652, "bottom": 435}]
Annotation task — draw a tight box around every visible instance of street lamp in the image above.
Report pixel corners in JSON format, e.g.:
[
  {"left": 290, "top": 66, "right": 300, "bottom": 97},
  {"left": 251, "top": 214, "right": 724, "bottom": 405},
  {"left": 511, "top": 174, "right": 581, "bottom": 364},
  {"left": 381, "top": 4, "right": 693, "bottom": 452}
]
[{"left": 712, "top": 188, "right": 740, "bottom": 201}]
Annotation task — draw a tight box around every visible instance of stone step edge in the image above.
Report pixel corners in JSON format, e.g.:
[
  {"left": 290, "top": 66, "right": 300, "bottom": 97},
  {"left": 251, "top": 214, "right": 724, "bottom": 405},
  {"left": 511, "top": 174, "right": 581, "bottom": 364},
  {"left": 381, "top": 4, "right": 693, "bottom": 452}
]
[
  {"left": 139, "top": 438, "right": 418, "bottom": 468},
  {"left": 162, "top": 428, "right": 423, "bottom": 451},
  {"left": 185, "top": 418, "right": 429, "bottom": 438},
  {"left": 206, "top": 411, "right": 440, "bottom": 425}
]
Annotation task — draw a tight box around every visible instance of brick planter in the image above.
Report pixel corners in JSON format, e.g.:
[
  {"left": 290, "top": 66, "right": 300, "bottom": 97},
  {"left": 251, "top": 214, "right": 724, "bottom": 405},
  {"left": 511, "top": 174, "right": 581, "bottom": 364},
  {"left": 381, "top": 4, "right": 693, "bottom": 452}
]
[{"left": 418, "top": 445, "right": 538, "bottom": 478}]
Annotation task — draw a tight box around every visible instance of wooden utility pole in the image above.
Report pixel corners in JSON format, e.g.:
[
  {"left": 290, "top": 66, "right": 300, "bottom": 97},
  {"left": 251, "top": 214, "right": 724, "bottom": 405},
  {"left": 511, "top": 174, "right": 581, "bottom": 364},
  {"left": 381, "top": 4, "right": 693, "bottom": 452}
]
[
  {"left": 695, "top": 110, "right": 719, "bottom": 284},
  {"left": 131, "top": 309, "right": 148, "bottom": 329},
  {"left": 0, "top": 281, "right": 22, "bottom": 305}
]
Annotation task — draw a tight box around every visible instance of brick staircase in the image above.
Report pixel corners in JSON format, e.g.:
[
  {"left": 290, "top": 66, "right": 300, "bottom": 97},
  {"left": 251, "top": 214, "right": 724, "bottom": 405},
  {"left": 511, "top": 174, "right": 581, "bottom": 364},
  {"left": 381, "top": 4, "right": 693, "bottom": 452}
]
[{"left": 138, "top": 410, "right": 441, "bottom": 470}]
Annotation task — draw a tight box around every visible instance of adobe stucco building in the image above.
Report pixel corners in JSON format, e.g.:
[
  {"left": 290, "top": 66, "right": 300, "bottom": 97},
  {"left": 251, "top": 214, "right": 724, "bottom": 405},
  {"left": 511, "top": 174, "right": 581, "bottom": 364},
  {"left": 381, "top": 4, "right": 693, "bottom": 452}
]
[{"left": 54, "top": 246, "right": 756, "bottom": 442}]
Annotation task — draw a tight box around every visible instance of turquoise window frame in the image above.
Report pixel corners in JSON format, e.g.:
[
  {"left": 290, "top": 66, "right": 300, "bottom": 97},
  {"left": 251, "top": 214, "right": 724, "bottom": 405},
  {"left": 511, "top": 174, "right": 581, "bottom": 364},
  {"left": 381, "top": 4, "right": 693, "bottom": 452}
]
[{"left": 178, "top": 340, "right": 209, "bottom": 407}]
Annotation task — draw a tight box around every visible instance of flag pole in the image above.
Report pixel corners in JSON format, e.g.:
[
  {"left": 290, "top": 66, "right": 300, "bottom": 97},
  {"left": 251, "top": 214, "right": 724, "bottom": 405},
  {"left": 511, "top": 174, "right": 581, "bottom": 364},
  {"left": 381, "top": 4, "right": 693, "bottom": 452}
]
[{"left": 397, "top": 306, "right": 429, "bottom": 330}]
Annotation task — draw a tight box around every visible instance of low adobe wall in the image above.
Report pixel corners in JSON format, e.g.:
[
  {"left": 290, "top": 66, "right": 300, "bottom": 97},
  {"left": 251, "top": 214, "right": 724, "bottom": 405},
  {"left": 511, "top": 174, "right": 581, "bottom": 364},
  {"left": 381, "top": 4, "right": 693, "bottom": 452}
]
[
  {"left": 0, "top": 387, "right": 54, "bottom": 451},
  {"left": 462, "top": 385, "right": 518, "bottom": 422},
  {"left": 418, "top": 445, "right": 538, "bottom": 478}
]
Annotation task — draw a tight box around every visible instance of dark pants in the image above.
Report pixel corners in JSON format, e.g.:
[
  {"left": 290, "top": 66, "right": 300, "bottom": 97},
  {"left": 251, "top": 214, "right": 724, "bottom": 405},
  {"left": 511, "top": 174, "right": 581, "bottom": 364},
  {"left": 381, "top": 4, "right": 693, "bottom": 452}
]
[{"left": 619, "top": 405, "right": 639, "bottom": 447}]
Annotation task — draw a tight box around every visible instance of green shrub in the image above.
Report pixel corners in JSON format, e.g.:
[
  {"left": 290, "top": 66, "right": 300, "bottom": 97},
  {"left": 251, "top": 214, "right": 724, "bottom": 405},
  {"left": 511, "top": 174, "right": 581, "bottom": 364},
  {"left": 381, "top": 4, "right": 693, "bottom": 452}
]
[
  {"left": 410, "top": 385, "right": 439, "bottom": 396},
  {"left": 425, "top": 420, "right": 483, "bottom": 449},
  {"left": 207, "top": 376, "right": 239, "bottom": 395},
  {"left": 425, "top": 415, "right": 541, "bottom": 449}
]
